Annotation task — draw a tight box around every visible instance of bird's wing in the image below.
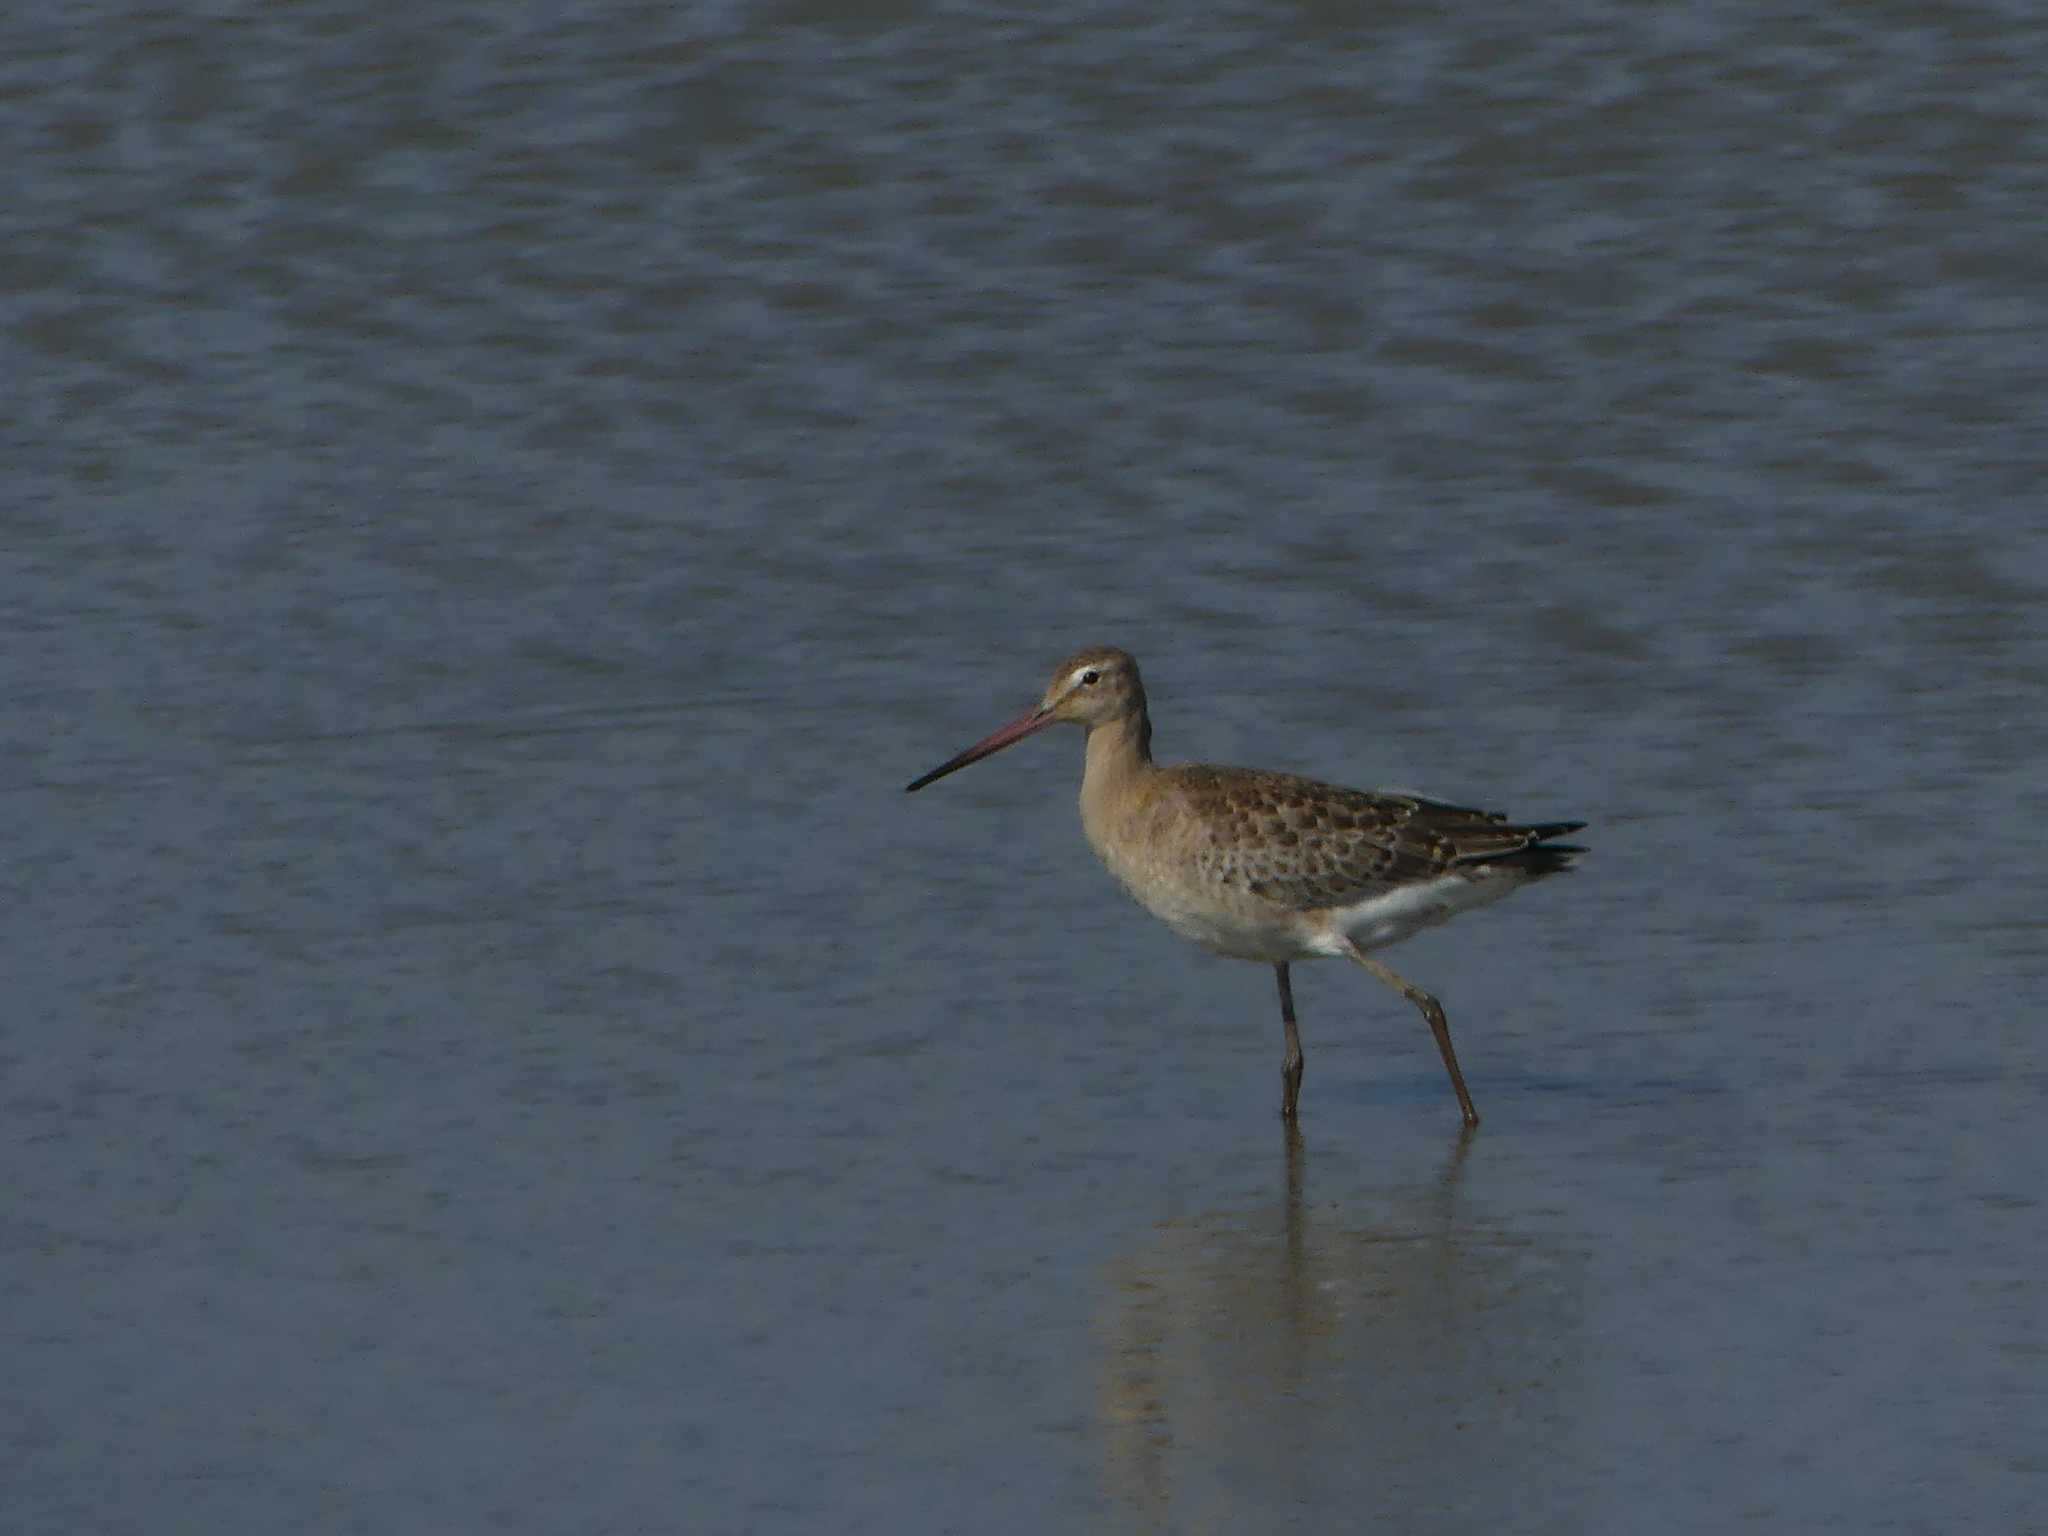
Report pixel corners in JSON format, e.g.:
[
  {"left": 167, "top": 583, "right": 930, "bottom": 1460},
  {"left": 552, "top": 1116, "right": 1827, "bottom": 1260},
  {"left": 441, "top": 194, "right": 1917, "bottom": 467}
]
[{"left": 1169, "top": 767, "right": 1580, "bottom": 913}]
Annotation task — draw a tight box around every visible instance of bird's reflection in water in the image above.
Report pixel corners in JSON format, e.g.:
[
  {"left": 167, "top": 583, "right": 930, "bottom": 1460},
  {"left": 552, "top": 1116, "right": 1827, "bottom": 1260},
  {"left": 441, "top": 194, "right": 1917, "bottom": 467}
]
[{"left": 1097, "top": 1127, "right": 1573, "bottom": 1531}]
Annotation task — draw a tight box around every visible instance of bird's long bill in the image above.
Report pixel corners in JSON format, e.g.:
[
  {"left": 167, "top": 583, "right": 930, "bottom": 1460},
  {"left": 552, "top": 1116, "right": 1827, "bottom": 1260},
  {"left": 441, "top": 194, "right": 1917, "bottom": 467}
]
[{"left": 904, "top": 707, "right": 1055, "bottom": 792}]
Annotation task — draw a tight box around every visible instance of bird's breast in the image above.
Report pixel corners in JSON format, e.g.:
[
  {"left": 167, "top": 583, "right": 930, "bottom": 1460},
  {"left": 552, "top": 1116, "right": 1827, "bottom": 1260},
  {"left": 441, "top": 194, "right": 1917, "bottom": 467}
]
[{"left": 1082, "top": 794, "right": 1316, "bottom": 962}]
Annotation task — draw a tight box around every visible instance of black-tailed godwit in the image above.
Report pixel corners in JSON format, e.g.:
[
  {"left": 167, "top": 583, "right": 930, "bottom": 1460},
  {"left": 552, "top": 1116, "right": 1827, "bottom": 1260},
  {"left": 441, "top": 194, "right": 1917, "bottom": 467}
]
[{"left": 906, "top": 647, "right": 1585, "bottom": 1126}]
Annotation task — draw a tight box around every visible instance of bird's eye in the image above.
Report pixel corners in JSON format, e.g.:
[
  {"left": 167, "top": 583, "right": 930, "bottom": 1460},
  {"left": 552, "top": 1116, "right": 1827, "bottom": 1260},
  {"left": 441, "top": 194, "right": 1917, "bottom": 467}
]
[{"left": 1081, "top": 669, "right": 1101, "bottom": 686}]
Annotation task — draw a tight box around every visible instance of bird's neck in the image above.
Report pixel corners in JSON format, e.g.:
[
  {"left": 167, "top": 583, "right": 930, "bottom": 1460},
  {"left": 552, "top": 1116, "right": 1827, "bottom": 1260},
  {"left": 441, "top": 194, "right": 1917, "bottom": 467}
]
[{"left": 1080, "top": 704, "right": 1154, "bottom": 835}]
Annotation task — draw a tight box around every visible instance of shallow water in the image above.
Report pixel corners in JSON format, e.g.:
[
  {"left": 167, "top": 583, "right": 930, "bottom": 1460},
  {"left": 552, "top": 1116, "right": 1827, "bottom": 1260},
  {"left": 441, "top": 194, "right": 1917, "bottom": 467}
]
[{"left": 5, "top": 2, "right": 2045, "bottom": 1530}]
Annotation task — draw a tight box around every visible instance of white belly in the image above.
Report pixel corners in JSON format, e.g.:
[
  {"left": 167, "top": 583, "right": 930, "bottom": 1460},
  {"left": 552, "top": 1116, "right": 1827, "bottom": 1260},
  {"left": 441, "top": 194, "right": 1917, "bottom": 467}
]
[
  {"left": 1325, "top": 872, "right": 1518, "bottom": 954},
  {"left": 1135, "top": 882, "right": 1317, "bottom": 962}
]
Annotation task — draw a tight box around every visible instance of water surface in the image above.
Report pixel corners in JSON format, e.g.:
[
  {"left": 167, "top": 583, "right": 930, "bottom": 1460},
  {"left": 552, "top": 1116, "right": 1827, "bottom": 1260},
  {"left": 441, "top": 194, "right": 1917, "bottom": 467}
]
[{"left": 4, "top": 3, "right": 2044, "bottom": 1531}]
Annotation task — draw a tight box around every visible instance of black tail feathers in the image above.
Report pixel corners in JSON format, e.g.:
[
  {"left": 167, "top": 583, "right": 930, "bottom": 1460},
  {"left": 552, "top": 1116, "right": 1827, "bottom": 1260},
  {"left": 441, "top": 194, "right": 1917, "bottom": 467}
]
[{"left": 1480, "top": 821, "right": 1587, "bottom": 878}]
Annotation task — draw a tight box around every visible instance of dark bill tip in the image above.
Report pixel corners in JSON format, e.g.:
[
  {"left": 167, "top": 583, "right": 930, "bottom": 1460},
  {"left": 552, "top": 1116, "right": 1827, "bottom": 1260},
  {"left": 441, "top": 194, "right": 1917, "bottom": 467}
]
[{"left": 904, "top": 707, "right": 1055, "bottom": 793}]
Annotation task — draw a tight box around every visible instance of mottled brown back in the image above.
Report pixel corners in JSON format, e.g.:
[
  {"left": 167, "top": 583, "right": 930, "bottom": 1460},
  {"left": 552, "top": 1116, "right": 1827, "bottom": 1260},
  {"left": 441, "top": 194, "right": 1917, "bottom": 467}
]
[{"left": 1162, "top": 765, "right": 1584, "bottom": 912}]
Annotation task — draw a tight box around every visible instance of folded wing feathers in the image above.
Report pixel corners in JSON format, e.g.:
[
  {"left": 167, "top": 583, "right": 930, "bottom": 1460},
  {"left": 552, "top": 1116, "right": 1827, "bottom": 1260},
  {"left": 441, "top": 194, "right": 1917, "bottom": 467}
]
[{"left": 1230, "top": 788, "right": 1584, "bottom": 911}]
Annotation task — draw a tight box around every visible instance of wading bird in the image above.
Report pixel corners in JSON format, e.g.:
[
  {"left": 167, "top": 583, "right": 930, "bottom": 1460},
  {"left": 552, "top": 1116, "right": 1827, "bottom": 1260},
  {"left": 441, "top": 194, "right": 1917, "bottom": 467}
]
[{"left": 905, "top": 647, "right": 1584, "bottom": 1125}]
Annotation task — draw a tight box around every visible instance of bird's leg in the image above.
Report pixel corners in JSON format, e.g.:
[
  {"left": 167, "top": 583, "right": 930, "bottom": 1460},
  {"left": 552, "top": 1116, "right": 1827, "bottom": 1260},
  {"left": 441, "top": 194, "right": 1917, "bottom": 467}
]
[
  {"left": 1275, "top": 962, "right": 1305, "bottom": 1120},
  {"left": 1343, "top": 944, "right": 1480, "bottom": 1128}
]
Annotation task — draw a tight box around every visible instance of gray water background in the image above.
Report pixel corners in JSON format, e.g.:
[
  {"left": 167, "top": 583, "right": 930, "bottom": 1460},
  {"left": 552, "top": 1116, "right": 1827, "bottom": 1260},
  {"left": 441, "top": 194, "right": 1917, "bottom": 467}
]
[{"left": 4, "top": 3, "right": 2045, "bottom": 1531}]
